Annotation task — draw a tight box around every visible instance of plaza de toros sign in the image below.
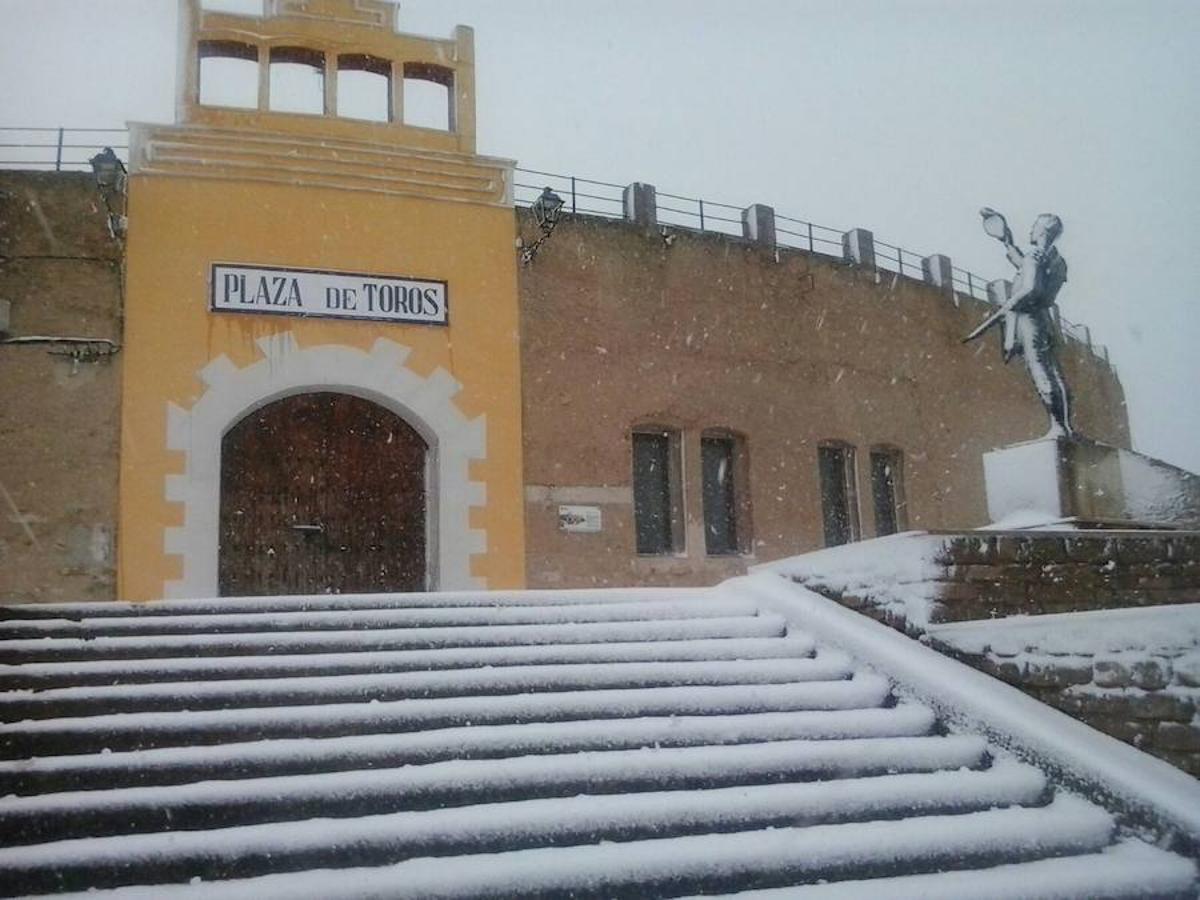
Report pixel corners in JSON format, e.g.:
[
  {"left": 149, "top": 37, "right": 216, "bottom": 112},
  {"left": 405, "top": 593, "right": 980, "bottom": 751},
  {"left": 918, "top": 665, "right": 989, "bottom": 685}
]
[{"left": 210, "top": 263, "right": 448, "bottom": 326}]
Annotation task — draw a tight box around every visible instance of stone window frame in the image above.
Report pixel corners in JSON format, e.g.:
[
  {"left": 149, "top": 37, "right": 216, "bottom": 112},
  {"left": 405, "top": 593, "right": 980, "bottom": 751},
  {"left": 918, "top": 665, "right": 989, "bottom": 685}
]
[
  {"left": 631, "top": 424, "right": 686, "bottom": 557},
  {"left": 336, "top": 53, "right": 393, "bottom": 123},
  {"left": 700, "top": 427, "right": 753, "bottom": 557},
  {"left": 197, "top": 39, "right": 261, "bottom": 110},
  {"left": 869, "top": 444, "right": 907, "bottom": 537},
  {"left": 401, "top": 62, "right": 455, "bottom": 132},
  {"left": 194, "top": 37, "right": 458, "bottom": 132},
  {"left": 817, "top": 440, "right": 862, "bottom": 547},
  {"left": 268, "top": 45, "right": 328, "bottom": 115}
]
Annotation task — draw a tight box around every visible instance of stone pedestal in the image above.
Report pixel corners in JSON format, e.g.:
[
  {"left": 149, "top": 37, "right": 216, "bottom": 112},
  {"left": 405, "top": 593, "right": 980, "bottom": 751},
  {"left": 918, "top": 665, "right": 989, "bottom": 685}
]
[{"left": 983, "top": 437, "right": 1200, "bottom": 528}]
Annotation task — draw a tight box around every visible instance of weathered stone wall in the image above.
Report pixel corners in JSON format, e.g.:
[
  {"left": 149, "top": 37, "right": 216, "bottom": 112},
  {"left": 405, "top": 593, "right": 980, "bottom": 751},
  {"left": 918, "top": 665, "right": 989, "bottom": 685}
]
[
  {"left": 931, "top": 531, "right": 1200, "bottom": 777},
  {"left": 929, "top": 531, "right": 1200, "bottom": 622},
  {"left": 0, "top": 173, "right": 123, "bottom": 602},
  {"left": 779, "top": 529, "right": 1200, "bottom": 777},
  {"left": 944, "top": 637, "right": 1200, "bottom": 778},
  {"left": 519, "top": 213, "right": 1131, "bottom": 588}
]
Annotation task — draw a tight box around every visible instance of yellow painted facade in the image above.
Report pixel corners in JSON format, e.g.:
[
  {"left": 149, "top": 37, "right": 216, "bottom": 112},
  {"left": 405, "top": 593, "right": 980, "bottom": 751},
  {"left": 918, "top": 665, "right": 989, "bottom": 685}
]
[{"left": 118, "top": 0, "right": 525, "bottom": 600}]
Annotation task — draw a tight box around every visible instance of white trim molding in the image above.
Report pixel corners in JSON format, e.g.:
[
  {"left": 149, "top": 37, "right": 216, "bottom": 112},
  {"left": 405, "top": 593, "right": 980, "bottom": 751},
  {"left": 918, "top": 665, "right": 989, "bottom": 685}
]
[{"left": 163, "top": 331, "right": 486, "bottom": 598}]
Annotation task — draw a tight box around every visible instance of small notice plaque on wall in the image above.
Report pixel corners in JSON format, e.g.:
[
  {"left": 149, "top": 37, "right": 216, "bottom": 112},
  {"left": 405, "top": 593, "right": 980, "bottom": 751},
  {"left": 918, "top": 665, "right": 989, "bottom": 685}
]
[
  {"left": 210, "top": 263, "right": 448, "bottom": 326},
  {"left": 559, "top": 505, "right": 603, "bottom": 533}
]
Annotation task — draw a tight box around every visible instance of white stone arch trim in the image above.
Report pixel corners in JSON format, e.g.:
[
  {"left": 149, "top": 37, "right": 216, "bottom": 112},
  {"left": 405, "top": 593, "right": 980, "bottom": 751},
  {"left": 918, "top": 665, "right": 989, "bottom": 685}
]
[{"left": 164, "top": 332, "right": 486, "bottom": 598}]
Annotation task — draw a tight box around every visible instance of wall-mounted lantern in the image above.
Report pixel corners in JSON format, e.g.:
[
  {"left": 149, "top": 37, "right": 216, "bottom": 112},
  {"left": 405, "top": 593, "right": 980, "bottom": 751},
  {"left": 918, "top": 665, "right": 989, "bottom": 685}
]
[
  {"left": 532, "top": 187, "right": 564, "bottom": 232},
  {"left": 521, "top": 186, "right": 566, "bottom": 265},
  {"left": 89, "top": 147, "right": 128, "bottom": 239}
]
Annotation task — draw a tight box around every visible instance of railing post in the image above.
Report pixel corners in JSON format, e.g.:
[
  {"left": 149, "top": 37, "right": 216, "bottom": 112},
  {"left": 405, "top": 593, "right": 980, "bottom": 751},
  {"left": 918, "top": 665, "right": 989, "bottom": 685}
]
[
  {"left": 967, "top": 271, "right": 974, "bottom": 298},
  {"left": 570, "top": 176, "right": 576, "bottom": 214},
  {"left": 842, "top": 228, "right": 876, "bottom": 270},
  {"left": 807, "top": 222, "right": 814, "bottom": 254},
  {"left": 622, "top": 182, "right": 658, "bottom": 227},
  {"left": 741, "top": 204, "right": 776, "bottom": 250},
  {"left": 921, "top": 253, "right": 954, "bottom": 294},
  {"left": 698, "top": 199, "right": 705, "bottom": 232},
  {"left": 55, "top": 128, "right": 64, "bottom": 172},
  {"left": 897, "top": 248, "right": 904, "bottom": 276},
  {"left": 987, "top": 279, "right": 1013, "bottom": 307}
]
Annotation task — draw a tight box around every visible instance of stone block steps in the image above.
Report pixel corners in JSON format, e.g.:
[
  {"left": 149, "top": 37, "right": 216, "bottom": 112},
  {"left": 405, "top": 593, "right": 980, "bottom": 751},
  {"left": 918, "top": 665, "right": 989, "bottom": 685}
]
[{"left": 0, "top": 588, "right": 1194, "bottom": 897}]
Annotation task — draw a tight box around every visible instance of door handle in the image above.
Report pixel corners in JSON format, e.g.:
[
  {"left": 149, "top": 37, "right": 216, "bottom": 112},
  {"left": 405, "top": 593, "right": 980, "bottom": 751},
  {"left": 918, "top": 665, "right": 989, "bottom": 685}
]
[{"left": 291, "top": 522, "right": 326, "bottom": 534}]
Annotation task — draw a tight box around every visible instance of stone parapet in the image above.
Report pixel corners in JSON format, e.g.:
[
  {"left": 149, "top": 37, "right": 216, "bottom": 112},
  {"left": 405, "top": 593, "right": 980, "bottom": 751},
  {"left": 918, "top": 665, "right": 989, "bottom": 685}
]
[
  {"left": 932, "top": 628, "right": 1200, "bottom": 779},
  {"left": 767, "top": 529, "right": 1200, "bottom": 778},
  {"left": 929, "top": 530, "right": 1200, "bottom": 622}
]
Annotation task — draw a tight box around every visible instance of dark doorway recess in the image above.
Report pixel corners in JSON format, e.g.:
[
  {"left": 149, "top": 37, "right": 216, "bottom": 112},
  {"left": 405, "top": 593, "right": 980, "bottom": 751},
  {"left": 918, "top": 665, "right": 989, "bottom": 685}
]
[{"left": 219, "top": 392, "right": 427, "bottom": 596}]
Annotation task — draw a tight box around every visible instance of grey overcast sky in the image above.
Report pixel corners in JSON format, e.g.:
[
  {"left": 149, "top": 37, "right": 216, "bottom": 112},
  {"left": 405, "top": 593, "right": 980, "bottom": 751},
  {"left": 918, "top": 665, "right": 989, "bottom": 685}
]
[{"left": 2, "top": 0, "right": 1198, "bottom": 472}]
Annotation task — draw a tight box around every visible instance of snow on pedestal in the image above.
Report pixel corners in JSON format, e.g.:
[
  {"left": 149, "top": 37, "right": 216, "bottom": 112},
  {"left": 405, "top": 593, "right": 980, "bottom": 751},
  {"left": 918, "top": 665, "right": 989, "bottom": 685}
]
[
  {"left": 983, "top": 437, "right": 1200, "bottom": 528},
  {"left": 983, "top": 438, "right": 1066, "bottom": 526}
]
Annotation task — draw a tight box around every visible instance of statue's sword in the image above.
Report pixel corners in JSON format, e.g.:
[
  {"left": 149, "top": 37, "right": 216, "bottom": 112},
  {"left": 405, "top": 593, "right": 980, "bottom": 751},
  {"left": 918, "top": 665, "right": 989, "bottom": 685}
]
[{"left": 962, "top": 305, "right": 1011, "bottom": 343}]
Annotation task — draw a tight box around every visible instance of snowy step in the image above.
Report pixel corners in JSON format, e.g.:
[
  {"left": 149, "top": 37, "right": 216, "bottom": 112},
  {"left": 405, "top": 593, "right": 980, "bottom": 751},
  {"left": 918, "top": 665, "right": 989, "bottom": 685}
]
[
  {"left": 0, "top": 654, "right": 856, "bottom": 721},
  {"left": 0, "top": 704, "right": 937, "bottom": 796},
  {"left": 688, "top": 839, "right": 1197, "bottom": 899},
  {"left": 0, "top": 635, "right": 815, "bottom": 691},
  {"left": 0, "top": 598, "right": 759, "bottom": 639},
  {"left": 0, "top": 675, "right": 892, "bottom": 758},
  {"left": 33, "top": 796, "right": 1117, "bottom": 899},
  {"left": 0, "top": 735, "right": 989, "bottom": 845},
  {"left": 0, "top": 613, "right": 786, "bottom": 663},
  {"left": 0, "top": 761, "right": 1045, "bottom": 895},
  {"left": 3, "top": 579, "right": 1193, "bottom": 897},
  {"left": 0, "top": 589, "right": 707, "bottom": 620}
]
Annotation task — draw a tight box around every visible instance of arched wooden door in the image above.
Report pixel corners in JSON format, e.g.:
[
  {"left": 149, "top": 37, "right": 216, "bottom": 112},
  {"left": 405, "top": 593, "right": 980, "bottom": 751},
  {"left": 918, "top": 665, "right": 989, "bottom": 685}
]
[{"left": 218, "top": 392, "right": 428, "bottom": 596}]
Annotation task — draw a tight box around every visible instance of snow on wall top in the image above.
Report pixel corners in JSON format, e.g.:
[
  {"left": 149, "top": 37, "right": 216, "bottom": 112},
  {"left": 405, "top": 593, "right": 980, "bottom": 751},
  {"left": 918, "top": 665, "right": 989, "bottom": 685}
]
[
  {"left": 754, "top": 531, "right": 946, "bottom": 627},
  {"left": 928, "top": 603, "right": 1200, "bottom": 658}
]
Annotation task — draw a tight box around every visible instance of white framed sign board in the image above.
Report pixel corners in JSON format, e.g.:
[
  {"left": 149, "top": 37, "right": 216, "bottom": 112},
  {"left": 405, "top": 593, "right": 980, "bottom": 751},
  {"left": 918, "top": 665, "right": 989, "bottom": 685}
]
[{"left": 210, "top": 263, "right": 448, "bottom": 326}]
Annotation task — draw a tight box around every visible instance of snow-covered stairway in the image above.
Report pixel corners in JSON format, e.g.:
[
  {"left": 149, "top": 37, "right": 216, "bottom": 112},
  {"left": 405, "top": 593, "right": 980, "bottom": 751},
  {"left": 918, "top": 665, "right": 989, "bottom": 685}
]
[{"left": 0, "top": 579, "right": 1195, "bottom": 898}]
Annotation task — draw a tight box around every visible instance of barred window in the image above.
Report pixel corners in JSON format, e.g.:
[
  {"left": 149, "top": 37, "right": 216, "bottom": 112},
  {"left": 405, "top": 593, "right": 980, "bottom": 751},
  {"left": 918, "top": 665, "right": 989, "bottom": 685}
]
[
  {"left": 701, "top": 431, "right": 750, "bottom": 556},
  {"left": 632, "top": 428, "right": 683, "bottom": 555},
  {"left": 818, "top": 442, "right": 860, "bottom": 547},
  {"left": 870, "top": 446, "right": 906, "bottom": 536}
]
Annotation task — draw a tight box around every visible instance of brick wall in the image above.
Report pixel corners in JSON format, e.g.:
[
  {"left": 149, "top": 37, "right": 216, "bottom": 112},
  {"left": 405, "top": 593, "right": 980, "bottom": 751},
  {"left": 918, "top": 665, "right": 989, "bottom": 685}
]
[
  {"left": 929, "top": 531, "right": 1200, "bottom": 622},
  {"left": 518, "top": 212, "right": 1130, "bottom": 589},
  {"left": 939, "top": 641, "right": 1200, "bottom": 778},
  {"left": 0, "top": 173, "right": 123, "bottom": 602},
  {"left": 785, "top": 529, "right": 1200, "bottom": 777}
]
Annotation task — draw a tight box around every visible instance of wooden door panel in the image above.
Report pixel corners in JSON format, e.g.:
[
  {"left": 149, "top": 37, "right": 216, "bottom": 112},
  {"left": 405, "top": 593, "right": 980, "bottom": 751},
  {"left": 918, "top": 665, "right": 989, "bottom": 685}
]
[{"left": 219, "top": 392, "right": 427, "bottom": 596}]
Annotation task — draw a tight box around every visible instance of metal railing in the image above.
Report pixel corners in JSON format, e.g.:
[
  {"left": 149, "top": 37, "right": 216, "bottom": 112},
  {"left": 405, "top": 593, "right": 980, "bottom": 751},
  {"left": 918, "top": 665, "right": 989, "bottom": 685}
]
[
  {"left": 0, "top": 126, "right": 1107, "bottom": 364},
  {"left": 0, "top": 127, "right": 129, "bottom": 172},
  {"left": 514, "top": 169, "right": 995, "bottom": 303}
]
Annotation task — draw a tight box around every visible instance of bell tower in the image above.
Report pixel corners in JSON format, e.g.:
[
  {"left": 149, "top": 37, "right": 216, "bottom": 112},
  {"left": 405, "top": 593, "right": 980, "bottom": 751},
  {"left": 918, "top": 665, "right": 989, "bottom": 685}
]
[{"left": 174, "top": 0, "right": 476, "bottom": 154}]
